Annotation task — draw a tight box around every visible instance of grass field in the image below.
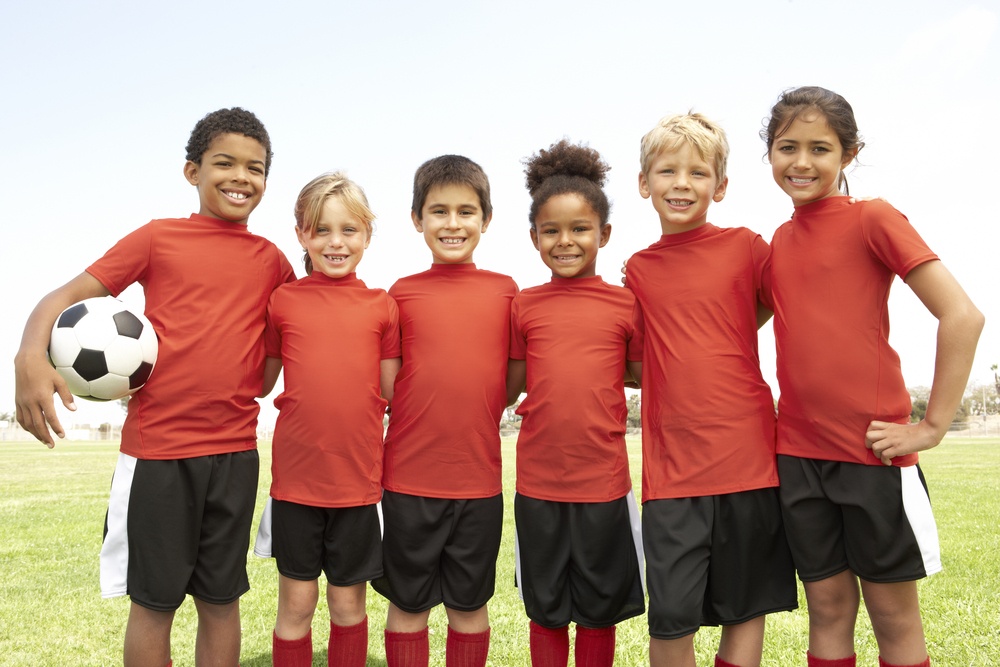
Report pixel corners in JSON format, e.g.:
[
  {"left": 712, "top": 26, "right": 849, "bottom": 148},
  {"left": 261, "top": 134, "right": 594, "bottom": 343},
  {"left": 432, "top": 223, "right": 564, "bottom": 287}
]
[{"left": 1, "top": 437, "right": 998, "bottom": 666}]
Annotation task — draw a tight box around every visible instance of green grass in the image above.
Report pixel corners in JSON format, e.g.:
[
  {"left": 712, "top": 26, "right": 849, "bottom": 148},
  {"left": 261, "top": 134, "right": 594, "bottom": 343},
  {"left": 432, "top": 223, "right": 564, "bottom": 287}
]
[{"left": 0, "top": 438, "right": 997, "bottom": 665}]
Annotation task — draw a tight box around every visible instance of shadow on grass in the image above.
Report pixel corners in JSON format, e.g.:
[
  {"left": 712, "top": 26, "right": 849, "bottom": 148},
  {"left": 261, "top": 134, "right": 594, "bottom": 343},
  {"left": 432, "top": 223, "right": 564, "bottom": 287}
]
[{"left": 240, "top": 650, "right": 387, "bottom": 666}]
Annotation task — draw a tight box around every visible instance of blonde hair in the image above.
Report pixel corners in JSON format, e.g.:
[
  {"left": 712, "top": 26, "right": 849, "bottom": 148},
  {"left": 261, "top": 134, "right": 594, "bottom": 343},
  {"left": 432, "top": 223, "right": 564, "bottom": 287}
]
[
  {"left": 639, "top": 112, "right": 730, "bottom": 183},
  {"left": 294, "top": 171, "right": 375, "bottom": 273}
]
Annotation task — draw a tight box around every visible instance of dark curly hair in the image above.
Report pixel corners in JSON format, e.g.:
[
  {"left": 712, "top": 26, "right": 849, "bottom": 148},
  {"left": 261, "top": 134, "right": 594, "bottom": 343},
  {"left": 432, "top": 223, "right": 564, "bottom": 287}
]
[
  {"left": 523, "top": 139, "right": 611, "bottom": 227},
  {"left": 185, "top": 107, "right": 273, "bottom": 176}
]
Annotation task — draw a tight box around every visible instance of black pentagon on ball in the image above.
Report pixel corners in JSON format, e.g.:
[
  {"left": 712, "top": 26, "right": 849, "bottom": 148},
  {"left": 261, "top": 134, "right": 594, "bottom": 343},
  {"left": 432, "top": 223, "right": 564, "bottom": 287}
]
[
  {"left": 130, "top": 361, "right": 155, "bottom": 389},
  {"left": 56, "top": 302, "right": 89, "bottom": 328},
  {"left": 113, "top": 310, "right": 145, "bottom": 339},
  {"left": 74, "top": 349, "right": 109, "bottom": 381}
]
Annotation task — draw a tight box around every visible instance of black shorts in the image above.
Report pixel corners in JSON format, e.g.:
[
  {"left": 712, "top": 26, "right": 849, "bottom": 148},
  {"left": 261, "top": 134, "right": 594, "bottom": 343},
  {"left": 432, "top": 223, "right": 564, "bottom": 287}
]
[
  {"left": 254, "top": 498, "right": 382, "bottom": 585},
  {"left": 778, "top": 455, "right": 941, "bottom": 583},
  {"left": 643, "top": 488, "right": 797, "bottom": 640},
  {"left": 100, "top": 450, "right": 259, "bottom": 612},
  {"left": 371, "top": 490, "right": 503, "bottom": 613},
  {"left": 514, "top": 493, "right": 645, "bottom": 628}
]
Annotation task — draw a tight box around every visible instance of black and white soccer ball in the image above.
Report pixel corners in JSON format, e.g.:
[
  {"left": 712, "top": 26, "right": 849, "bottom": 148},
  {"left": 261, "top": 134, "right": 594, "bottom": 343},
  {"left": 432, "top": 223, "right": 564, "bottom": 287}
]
[{"left": 48, "top": 297, "right": 158, "bottom": 402}]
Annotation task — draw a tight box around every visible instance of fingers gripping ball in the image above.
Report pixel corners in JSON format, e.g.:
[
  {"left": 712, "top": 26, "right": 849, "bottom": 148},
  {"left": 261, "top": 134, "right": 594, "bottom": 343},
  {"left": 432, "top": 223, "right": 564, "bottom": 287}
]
[{"left": 48, "top": 297, "right": 158, "bottom": 402}]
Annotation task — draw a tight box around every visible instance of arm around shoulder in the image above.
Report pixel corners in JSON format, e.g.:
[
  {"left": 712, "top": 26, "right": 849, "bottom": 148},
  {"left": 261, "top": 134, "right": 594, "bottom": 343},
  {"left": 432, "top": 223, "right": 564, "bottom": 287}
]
[{"left": 14, "top": 272, "right": 111, "bottom": 447}]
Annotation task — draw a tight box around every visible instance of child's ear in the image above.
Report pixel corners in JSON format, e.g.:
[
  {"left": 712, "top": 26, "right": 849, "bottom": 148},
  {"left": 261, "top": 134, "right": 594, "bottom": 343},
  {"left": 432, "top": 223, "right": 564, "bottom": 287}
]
[
  {"left": 411, "top": 211, "right": 423, "bottom": 233},
  {"left": 638, "top": 172, "right": 651, "bottom": 199},
  {"left": 294, "top": 225, "right": 307, "bottom": 248},
  {"left": 599, "top": 223, "right": 612, "bottom": 248},
  {"left": 481, "top": 212, "right": 493, "bottom": 233},
  {"left": 529, "top": 227, "right": 540, "bottom": 250},
  {"left": 713, "top": 177, "right": 729, "bottom": 203},
  {"left": 183, "top": 160, "right": 200, "bottom": 185}
]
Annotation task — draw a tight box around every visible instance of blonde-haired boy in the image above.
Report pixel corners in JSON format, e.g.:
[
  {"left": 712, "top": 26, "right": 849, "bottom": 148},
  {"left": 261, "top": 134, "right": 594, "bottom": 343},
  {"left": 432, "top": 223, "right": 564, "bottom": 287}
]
[{"left": 627, "top": 112, "right": 797, "bottom": 667}]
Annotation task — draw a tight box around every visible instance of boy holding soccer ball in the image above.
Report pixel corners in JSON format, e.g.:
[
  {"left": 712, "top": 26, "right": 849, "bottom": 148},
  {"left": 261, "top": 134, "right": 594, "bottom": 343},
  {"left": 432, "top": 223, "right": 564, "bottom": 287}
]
[{"left": 13, "top": 107, "right": 295, "bottom": 667}]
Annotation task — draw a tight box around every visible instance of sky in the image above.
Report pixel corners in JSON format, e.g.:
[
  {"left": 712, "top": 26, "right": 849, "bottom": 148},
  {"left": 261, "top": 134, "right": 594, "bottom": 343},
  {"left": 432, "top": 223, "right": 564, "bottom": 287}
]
[{"left": 1, "top": 0, "right": 998, "bottom": 430}]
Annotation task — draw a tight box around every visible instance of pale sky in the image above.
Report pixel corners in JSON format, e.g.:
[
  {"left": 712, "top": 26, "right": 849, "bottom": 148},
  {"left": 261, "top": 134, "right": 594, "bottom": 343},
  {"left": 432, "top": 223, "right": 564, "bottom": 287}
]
[{"left": 2, "top": 0, "right": 998, "bottom": 429}]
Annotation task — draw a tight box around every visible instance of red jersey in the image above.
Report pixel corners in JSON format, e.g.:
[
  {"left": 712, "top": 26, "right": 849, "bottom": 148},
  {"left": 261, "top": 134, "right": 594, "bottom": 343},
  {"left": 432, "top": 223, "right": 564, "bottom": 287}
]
[
  {"left": 382, "top": 263, "right": 517, "bottom": 499},
  {"left": 510, "top": 276, "right": 641, "bottom": 503},
  {"left": 762, "top": 197, "right": 938, "bottom": 466},
  {"left": 265, "top": 273, "right": 400, "bottom": 507},
  {"left": 627, "top": 224, "right": 778, "bottom": 500},
  {"left": 87, "top": 214, "right": 295, "bottom": 460}
]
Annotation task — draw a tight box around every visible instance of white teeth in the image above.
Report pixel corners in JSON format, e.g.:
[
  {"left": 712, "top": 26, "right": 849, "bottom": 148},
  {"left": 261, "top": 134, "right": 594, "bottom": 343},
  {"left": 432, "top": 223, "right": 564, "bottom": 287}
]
[
  {"left": 440, "top": 238, "right": 464, "bottom": 245},
  {"left": 226, "top": 191, "right": 248, "bottom": 200},
  {"left": 668, "top": 200, "right": 691, "bottom": 206},
  {"left": 789, "top": 177, "right": 814, "bottom": 184}
]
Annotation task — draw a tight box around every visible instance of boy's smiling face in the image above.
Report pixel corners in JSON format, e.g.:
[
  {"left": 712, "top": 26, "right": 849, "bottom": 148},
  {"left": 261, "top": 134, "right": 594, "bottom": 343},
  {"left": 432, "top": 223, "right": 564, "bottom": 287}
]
[
  {"left": 639, "top": 141, "right": 727, "bottom": 235},
  {"left": 412, "top": 183, "right": 490, "bottom": 264},
  {"left": 184, "top": 132, "right": 267, "bottom": 225}
]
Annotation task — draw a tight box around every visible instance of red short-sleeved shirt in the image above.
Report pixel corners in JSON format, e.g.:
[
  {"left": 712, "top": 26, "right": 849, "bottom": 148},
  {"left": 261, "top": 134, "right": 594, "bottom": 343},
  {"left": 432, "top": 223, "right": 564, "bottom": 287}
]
[
  {"left": 265, "top": 272, "right": 400, "bottom": 507},
  {"left": 382, "top": 264, "right": 517, "bottom": 499},
  {"left": 510, "top": 276, "right": 641, "bottom": 502},
  {"left": 627, "top": 224, "right": 778, "bottom": 500},
  {"left": 762, "top": 197, "right": 938, "bottom": 466},
  {"left": 86, "top": 214, "right": 296, "bottom": 460}
]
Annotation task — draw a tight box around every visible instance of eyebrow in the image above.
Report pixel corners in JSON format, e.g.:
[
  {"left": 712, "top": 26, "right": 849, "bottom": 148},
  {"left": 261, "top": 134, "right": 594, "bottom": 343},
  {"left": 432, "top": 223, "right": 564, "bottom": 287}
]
[{"left": 210, "top": 152, "right": 265, "bottom": 165}]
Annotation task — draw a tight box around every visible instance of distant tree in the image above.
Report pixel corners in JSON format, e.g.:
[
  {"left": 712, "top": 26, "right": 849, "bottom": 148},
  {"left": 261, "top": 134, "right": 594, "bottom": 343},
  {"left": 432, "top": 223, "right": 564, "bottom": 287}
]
[
  {"left": 993, "top": 364, "right": 1000, "bottom": 396},
  {"left": 118, "top": 397, "right": 130, "bottom": 414},
  {"left": 501, "top": 401, "right": 522, "bottom": 432},
  {"left": 0, "top": 411, "right": 13, "bottom": 424},
  {"left": 626, "top": 393, "right": 641, "bottom": 429},
  {"left": 910, "top": 398, "right": 928, "bottom": 423}
]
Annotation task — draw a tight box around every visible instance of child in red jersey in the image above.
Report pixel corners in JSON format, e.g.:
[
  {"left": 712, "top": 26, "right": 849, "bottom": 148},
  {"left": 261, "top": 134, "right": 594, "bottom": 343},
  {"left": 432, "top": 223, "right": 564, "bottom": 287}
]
[
  {"left": 253, "top": 172, "right": 401, "bottom": 667},
  {"left": 505, "top": 139, "right": 645, "bottom": 667},
  {"left": 13, "top": 108, "right": 295, "bottom": 667},
  {"left": 626, "top": 113, "right": 797, "bottom": 667},
  {"left": 372, "top": 155, "right": 517, "bottom": 667},
  {"left": 761, "top": 86, "right": 984, "bottom": 667}
]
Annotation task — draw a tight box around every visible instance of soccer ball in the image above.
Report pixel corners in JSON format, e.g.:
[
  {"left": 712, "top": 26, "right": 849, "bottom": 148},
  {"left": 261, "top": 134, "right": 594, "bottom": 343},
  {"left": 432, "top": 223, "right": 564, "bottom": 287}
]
[{"left": 48, "top": 297, "right": 158, "bottom": 402}]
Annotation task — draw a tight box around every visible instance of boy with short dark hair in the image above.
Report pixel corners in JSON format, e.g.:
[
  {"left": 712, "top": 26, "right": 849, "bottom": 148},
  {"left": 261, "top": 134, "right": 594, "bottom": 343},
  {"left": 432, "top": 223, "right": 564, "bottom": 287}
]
[
  {"left": 14, "top": 107, "right": 295, "bottom": 667},
  {"left": 372, "top": 155, "right": 517, "bottom": 667},
  {"left": 626, "top": 113, "right": 797, "bottom": 667}
]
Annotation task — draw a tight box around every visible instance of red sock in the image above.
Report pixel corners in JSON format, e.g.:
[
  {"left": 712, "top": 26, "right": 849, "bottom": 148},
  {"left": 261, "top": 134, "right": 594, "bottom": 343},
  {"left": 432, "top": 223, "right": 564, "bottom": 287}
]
[
  {"left": 529, "top": 621, "right": 569, "bottom": 667},
  {"left": 574, "top": 625, "right": 615, "bottom": 667},
  {"left": 384, "top": 628, "right": 429, "bottom": 667},
  {"left": 807, "top": 652, "right": 857, "bottom": 667},
  {"left": 445, "top": 626, "right": 491, "bottom": 667},
  {"left": 879, "top": 657, "right": 931, "bottom": 667},
  {"left": 715, "top": 655, "right": 741, "bottom": 667},
  {"left": 273, "top": 630, "right": 312, "bottom": 667},
  {"left": 329, "top": 617, "right": 368, "bottom": 667}
]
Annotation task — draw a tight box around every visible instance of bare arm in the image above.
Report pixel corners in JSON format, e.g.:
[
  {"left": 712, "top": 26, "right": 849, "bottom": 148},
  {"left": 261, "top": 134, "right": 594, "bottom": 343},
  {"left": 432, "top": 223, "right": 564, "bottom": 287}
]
[
  {"left": 756, "top": 303, "right": 773, "bottom": 329},
  {"left": 380, "top": 357, "right": 402, "bottom": 406},
  {"left": 625, "top": 361, "right": 642, "bottom": 389},
  {"left": 866, "top": 260, "right": 984, "bottom": 464},
  {"left": 14, "top": 272, "right": 111, "bottom": 446},
  {"left": 260, "top": 357, "right": 283, "bottom": 398},
  {"left": 506, "top": 359, "right": 526, "bottom": 407}
]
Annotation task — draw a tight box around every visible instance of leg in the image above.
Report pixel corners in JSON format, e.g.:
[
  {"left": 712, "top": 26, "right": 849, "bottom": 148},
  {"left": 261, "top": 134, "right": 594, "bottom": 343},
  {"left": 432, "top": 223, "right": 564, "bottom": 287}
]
[
  {"left": 802, "top": 571, "right": 860, "bottom": 660},
  {"left": 859, "top": 579, "right": 928, "bottom": 666},
  {"left": 649, "top": 635, "right": 696, "bottom": 667},
  {"left": 272, "top": 576, "right": 318, "bottom": 667},
  {"left": 385, "top": 602, "right": 431, "bottom": 667},
  {"left": 276, "top": 575, "right": 320, "bottom": 638},
  {"left": 445, "top": 605, "right": 491, "bottom": 667},
  {"left": 717, "top": 615, "right": 765, "bottom": 667},
  {"left": 192, "top": 597, "right": 242, "bottom": 667},
  {"left": 327, "top": 582, "right": 369, "bottom": 667},
  {"left": 574, "top": 625, "right": 615, "bottom": 667},
  {"left": 123, "top": 602, "right": 174, "bottom": 667},
  {"left": 529, "top": 622, "right": 569, "bottom": 667}
]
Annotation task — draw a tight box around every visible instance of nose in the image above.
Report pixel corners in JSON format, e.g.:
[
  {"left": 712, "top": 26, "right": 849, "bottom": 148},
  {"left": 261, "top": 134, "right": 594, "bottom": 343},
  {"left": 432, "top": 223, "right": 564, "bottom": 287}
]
[
  {"left": 793, "top": 150, "right": 811, "bottom": 169},
  {"left": 327, "top": 232, "right": 345, "bottom": 248},
  {"left": 557, "top": 230, "right": 573, "bottom": 246},
  {"left": 445, "top": 213, "right": 461, "bottom": 229},
  {"left": 230, "top": 163, "right": 249, "bottom": 183},
  {"left": 673, "top": 172, "right": 690, "bottom": 189}
]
